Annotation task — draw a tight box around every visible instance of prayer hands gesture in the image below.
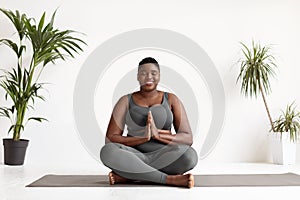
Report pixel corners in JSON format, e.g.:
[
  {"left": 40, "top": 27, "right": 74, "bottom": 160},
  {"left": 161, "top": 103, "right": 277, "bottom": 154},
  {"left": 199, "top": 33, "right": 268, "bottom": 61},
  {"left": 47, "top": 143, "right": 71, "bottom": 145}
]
[{"left": 144, "top": 111, "right": 160, "bottom": 141}]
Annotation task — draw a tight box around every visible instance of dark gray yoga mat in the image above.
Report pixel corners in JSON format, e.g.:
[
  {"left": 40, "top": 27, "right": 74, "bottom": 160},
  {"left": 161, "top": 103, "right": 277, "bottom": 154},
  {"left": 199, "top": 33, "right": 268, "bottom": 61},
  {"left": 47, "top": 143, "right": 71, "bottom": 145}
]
[{"left": 26, "top": 173, "right": 300, "bottom": 187}]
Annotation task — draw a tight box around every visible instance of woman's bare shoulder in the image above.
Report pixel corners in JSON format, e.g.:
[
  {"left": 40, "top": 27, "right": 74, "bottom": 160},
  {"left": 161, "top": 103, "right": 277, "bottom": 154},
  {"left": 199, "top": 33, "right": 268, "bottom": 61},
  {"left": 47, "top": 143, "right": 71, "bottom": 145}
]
[
  {"left": 166, "top": 92, "right": 179, "bottom": 102},
  {"left": 119, "top": 94, "right": 130, "bottom": 101},
  {"left": 166, "top": 92, "right": 181, "bottom": 109},
  {"left": 114, "top": 94, "right": 130, "bottom": 108}
]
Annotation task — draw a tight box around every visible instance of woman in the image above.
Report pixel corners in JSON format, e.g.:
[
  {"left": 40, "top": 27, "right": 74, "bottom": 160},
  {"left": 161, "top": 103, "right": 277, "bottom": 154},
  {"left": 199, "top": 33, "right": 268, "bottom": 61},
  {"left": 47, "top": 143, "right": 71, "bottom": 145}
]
[{"left": 100, "top": 57, "right": 198, "bottom": 188}]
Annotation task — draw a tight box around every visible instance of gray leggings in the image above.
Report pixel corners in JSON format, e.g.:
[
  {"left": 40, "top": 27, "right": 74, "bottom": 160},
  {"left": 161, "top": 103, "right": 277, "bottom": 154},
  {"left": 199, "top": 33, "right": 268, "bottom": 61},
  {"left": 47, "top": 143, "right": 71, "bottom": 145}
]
[{"left": 100, "top": 140, "right": 198, "bottom": 184}]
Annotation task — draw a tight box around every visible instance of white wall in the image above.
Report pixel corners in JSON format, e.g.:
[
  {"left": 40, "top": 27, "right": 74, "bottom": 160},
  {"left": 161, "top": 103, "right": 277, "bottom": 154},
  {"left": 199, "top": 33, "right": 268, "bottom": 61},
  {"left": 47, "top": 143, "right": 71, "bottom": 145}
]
[{"left": 1, "top": 0, "right": 300, "bottom": 167}]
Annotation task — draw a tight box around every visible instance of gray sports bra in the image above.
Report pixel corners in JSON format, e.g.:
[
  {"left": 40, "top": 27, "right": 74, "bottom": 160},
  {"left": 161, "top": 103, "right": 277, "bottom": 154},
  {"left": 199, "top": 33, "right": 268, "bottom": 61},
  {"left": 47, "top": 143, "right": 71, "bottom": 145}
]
[{"left": 125, "top": 92, "right": 173, "bottom": 137}]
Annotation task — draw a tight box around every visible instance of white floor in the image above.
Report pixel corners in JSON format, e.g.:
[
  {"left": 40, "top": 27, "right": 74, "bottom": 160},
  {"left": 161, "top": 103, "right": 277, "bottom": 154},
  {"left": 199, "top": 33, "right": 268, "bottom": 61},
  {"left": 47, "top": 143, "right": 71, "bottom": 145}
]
[{"left": 1, "top": 161, "right": 300, "bottom": 200}]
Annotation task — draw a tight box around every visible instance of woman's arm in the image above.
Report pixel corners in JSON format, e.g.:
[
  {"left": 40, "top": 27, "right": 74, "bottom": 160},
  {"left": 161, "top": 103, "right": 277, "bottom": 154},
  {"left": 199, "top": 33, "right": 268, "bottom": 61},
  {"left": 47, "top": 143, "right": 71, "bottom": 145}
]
[
  {"left": 150, "top": 93, "right": 193, "bottom": 146},
  {"left": 105, "top": 95, "right": 151, "bottom": 146}
]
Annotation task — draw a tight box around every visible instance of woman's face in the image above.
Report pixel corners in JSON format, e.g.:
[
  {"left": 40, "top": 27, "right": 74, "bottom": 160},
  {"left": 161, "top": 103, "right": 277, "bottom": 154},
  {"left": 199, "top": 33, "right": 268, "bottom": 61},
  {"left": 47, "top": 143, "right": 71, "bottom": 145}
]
[{"left": 137, "top": 63, "right": 160, "bottom": 92}]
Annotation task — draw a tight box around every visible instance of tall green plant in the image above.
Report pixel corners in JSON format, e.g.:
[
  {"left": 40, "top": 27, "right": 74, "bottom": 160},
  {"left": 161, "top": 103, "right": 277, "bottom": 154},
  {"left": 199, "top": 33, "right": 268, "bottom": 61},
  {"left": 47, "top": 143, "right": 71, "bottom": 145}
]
[
  {"left": 237, "top": 41, "right": 277, "bottom": 132},
  {"left": 0, "top": 9, "right": 86, "bottom": 141}
]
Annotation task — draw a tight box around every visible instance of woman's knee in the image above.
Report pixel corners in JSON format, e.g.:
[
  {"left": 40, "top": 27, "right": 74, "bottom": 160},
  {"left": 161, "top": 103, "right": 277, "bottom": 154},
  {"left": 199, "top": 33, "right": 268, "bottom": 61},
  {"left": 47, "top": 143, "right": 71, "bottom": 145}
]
[
  {"left": 100, "top": 143, "right": 120, "bottom": 165},
  {"left": 180, "top": 146, "right": 198, "bottom": 169},
  {"left": 159, "top": 145, "right": 198, "bottom": 174}
]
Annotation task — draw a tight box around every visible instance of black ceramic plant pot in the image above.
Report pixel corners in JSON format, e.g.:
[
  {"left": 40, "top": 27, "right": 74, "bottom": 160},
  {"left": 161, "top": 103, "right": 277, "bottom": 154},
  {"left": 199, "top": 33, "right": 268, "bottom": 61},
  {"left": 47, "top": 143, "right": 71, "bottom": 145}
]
[{"left": 3, "top": 139, "right": 29, "bottom": 165}]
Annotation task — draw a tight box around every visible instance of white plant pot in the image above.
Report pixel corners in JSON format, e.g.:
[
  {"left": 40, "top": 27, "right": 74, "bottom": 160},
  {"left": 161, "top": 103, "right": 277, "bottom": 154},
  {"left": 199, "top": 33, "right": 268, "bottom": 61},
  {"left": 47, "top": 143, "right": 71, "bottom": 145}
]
[{"left": 269, "top": 132, "right": 297, "bottom": 165}]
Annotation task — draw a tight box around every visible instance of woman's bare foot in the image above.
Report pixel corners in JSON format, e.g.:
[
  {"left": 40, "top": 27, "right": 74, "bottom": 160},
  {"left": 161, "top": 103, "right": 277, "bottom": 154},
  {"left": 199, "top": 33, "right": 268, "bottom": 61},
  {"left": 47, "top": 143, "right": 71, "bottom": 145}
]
[
  {"left": 108, "top": 171, "right": 131, "bottom": 185},
  {"left": 166, "top": 174, "right": 194, "bottom": 188}
]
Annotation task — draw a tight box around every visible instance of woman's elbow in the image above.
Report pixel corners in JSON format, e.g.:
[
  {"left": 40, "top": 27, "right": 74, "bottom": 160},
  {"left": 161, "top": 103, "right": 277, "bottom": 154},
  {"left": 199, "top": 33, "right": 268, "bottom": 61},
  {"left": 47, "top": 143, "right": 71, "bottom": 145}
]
[
  {"left": 105, "top": 135, "right": 115, "bottom": 144},
  {"left": 187, "top": 139, "right": 193, "bottom": 146},
  {"left": 185, "top": 133, "right": 193, "bottom": 146}
]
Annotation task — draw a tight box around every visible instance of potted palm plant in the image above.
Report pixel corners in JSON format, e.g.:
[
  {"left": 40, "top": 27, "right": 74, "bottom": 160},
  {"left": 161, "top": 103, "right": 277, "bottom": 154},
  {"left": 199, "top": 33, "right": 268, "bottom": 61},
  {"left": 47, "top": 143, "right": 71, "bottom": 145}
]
[
  {"left": 0, "top": 9, "right": 85, "bottom": 165},
  {"left": 236, "top": 41, "right": 299, "bottom": 165},
  {"left": 270, "top": 103, "right": 300, "bottom": 165}
]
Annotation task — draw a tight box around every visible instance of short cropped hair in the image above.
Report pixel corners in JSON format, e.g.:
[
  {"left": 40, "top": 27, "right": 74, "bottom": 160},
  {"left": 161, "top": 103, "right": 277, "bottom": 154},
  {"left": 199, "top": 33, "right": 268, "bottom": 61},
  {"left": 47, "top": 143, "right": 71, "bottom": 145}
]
[{"left": 138, "top": 57, "right": 160, "bottom": 71}]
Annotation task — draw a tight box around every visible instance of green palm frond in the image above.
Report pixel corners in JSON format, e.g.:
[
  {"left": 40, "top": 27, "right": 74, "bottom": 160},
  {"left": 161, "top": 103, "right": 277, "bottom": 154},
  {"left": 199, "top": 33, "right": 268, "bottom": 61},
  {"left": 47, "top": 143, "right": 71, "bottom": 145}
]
[
  {"left": 0, "top": 8, "right": 27, "bottom": 41},
  {"left": 23, "top": 11, "right": 86, "bottom": 68},
  {"left": 237, "top": 41, "right": 277, "bottom": 98}
]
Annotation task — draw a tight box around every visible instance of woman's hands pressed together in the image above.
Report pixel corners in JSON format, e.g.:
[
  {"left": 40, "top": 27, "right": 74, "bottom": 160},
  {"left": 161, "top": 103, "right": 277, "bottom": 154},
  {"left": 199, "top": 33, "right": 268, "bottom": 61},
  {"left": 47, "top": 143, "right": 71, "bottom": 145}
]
[{"left": 145, "top": 111, "right": 160, "bottom": 140}]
